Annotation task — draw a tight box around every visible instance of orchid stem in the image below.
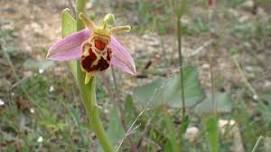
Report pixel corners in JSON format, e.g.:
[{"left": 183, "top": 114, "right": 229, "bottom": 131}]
[
  {"left": 77, "top": 73, "right": 113, "bottom": 152},
  {"left": 173, "top": 0, "right": 188, "bottom": 118},
  {"left": 208, "top": 5, "right": 217, "bottom": 114},
  {"left": 75, "top": 0, "right": 113, "bottom": 151},
  {"left": 177, "top": 16, "right": 186, "bottom": 117}
]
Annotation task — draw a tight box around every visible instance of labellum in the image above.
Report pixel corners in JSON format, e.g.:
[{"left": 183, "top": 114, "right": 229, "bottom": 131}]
[{"left": 81, "top": 37, "right": 112, "bottom": 74}]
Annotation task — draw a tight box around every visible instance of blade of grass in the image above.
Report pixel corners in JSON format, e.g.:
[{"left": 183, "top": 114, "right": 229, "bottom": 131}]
[
  {"left": 204, "top": 115, "right": 219, "bottom": 152},
  {"left": 251, "top": 135, "right": 263, "bottom": 152}
]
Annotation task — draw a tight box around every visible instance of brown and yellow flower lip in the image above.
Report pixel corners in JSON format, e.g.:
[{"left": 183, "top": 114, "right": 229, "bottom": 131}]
[{"left": 80, "top": 37, "right": 112, "bottom": 75}]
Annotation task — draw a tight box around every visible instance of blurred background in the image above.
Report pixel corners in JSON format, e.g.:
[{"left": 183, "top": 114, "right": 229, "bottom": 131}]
[{"left": 0, "top": 0, "right": 271, "bottom": 151}]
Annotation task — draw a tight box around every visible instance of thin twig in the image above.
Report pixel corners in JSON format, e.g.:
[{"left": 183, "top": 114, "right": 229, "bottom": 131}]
[
  {"left": 232, "top": 55, "right": 259, "bottom": 100},
  {"left": 115, "top": 78, "right": 168, "bottom": 151},
  {"left": 136, "top": 117, "right": 153, "bottom": 148},
  {"left": 114, "top": 111, "right": 144, "bottom": 152},
  {"left": 111, "top": 67, "right": 138, "bottom": 152},
  {"left": 160, "top": 36, "right": 168, "bottom": 64},
  {"left": 251, "top": 135, "right": 263, "bottom": 152},
  {"left": 209, "top": 48, "right": 216, "bottom": 113},
  {"left": 208, "top": 5, "right": 216, "bottom": 114},
  {"left": 187, "top": 40, "right": 213, "bottom": 57},
  {"left": 10, "top": 76, "right": 31, "bottom": 90}
]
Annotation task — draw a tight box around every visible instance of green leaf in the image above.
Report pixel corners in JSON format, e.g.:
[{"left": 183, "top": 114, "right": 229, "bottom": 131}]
[
  {"left": 179, "top": 115, "right": 190, "bottom": 136},
  {"left": 195, "top": 92, "right": 233, "bottom": 114},
  {"left": 124, "top": 95, "right": 137, "bottom": 122},
  {"left": 62, "top": 8, "right": 76, "bottom": 37},
  {"left": 134, "top": 66, "right": 204, "bottom": 108},
  {"left": 134, "top": 78, "right": 164, "bottom": 105},
  {"left": 163, "top": 114, "right": 179, "bottom": 152},
  {"left": 61, "top": 8, "right": 77, "bottom": 79},
  {"left": 204, "top": 115, "right": 219, "bottom": 152},
  {"left": 179, "top": 115, "right": 190, "bottom": 151},
  {"left": 258, "top": 91, "right": 271, "bottom": 129},
  {"left": 260, "top": 90, "right": 271, "bottom": 104},
  {"left": 107, "top": 108, "right": 125, "bottom": 147}
]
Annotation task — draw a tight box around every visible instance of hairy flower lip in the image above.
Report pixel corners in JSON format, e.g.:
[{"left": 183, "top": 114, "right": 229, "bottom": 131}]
[{"left": 47, "top": 28, "right": 136, "bottom": 75}]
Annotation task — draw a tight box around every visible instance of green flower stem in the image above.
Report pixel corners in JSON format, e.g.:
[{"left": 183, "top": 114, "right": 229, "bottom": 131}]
[
  {"left": 75, "top": 0, "right": 113, "bottom": 152},
  {"left": 176, "top": 0, "right": 188, "bottom": 118},
  {"left": 77, "top": 71, "right": 113, "bottom": 152}
]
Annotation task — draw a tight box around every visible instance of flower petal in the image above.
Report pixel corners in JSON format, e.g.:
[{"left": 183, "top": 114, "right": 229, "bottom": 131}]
[
  {"left": 109, "top": 36, "right": 136, "bottom": 75},
  {"left": 47, "top": 29, "right": 90, "bottom": 61}
]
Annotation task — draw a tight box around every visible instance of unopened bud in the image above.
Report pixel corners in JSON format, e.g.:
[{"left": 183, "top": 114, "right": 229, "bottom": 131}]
[{"left": 103, "top": 13, "right": 115, "bottom": 26}]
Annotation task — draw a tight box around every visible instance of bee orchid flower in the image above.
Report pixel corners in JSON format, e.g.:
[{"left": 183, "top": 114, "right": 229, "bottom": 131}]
[{"left": 47, "top": 13, "right": 136, "bottom": 84}]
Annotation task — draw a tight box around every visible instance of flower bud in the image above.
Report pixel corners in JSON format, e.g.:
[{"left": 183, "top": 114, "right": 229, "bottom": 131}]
[{"left": 103, "top": 13, "right": 115, "bottom": 26}]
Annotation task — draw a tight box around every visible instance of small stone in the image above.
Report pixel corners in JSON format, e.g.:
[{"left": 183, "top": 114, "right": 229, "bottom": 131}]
[
  {"left": 239, "top": 16, "right": 249, "bottom": 22},
  {"left": 37, "top": 136, "right": 43, "bottom": 143},
  {"left": 86, "top": 2, "right": 93, "bottom": 9},
  {"left": 104, "top": 108, "right": 109, "bottom": 114},
  {"left": 0, "top": 99, "right": 5, "bottom": 106},
  {"left": 264, "top": 137, "right": 271, "bottom": 152},
  {"left": 39, "top": 68, "right": 44, "bottom": 74},
  {"left": 184, "top": 127, "right": 199, "bottom": 142},
  {"left": 219, "top": 119, "right": 236, "bottom": 135},
  {"left": 241, "top": 0, "right": 254, "bottom": 10},
  {"left": 30, "top": 108, "right": 35, "bottom": 114},
  {"left": 253, "top": 94, "right": 258, "bottom": 100},
  {"left": 49, "top": 86, "right": 54, "bottom": 92},
  {"left": 202, "top": 63, "right": 210, "bottom": 69},
  {"left": 24, "top": 71, "right": 33, "bottom": 77}
]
